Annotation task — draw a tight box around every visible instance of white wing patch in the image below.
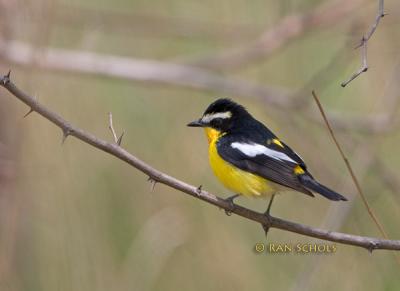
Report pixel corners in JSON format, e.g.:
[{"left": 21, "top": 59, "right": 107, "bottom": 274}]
[
  {"left": 231, "top": 142, "right": 297, "bottom": 163},
  {"left": 201, "top": 111, "right": 232, "bottom": 123}
]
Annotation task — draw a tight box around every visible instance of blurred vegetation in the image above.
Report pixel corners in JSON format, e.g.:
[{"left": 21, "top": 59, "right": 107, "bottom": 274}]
[{"left": 0, "top": 0, "right": 400, "bottom": 290}]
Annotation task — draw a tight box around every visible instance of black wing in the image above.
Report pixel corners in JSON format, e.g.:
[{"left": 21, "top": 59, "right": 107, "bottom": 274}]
[
  {"left": 267, "top": 140, "right": 306, "bottom": 168},
  {"left": 217, "top": 136, "right": 313, "bottom": 196}
]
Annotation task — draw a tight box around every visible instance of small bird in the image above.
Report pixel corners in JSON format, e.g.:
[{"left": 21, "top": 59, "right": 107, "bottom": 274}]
[{"left": 187, "top": 98, "right": 347, "bottom": 214}]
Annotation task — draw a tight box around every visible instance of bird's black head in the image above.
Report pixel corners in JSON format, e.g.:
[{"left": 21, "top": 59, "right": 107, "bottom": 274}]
[{"left": 187, "top": 98, "right": 250, "bottom": 132}]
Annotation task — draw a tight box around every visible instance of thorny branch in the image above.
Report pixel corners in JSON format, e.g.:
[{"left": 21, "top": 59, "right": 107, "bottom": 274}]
[
  {"left": 1, "top": 72, "right": 400, "bottom": 252},
  {"left": 341, "top": 0, "right": 385, "bottom": 87}
]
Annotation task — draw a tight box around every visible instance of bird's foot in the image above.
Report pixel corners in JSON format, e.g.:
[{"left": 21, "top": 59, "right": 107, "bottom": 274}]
[
  {"left": 262, "top": 194, "right": 276, "bottom": 239},
  {"left": 223, "top": 194, "right": 240, "bottom": 216}
]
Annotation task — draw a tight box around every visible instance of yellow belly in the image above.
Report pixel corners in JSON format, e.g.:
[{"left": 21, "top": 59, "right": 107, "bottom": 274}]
[{"left": 207, "top": 129, "right": 278, "bottom": 197}]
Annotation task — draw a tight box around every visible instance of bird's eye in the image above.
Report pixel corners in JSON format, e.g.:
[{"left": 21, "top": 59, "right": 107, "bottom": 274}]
[{"left": 211, "top": 118, "right": 223, "bottom": 128}]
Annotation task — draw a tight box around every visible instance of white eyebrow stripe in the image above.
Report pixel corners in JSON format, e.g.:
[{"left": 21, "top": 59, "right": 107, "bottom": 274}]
[
  {"left": 201, "top": 111, "right": 232, "bottom": 123},
  {"left": 231, "top": 142, "right": 297, "bottom": 163}
]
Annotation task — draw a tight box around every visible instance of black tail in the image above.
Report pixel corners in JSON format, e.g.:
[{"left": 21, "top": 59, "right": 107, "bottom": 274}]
[{"left": 299, "top": 175, "right": 347, "bottom": 201}]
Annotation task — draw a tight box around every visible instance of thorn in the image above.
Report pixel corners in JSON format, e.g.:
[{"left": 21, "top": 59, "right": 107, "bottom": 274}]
[
  {"left": 62, "top": 129, "right": 71, "bottom": 144},
  {"left": 147, "top": 177, "right": 157, "bottom": 192},
  {"left": 117, "top": 131, "right": 125, "bottom": 146},
  {"left": 223, "top": 194, "right": 239, "bottom": 216},
  {"left": 262, "top": 224, "right": 271, "bottom": 239},
  {"left": 262, "top": 213, "right": 273, "bottom": 239},
  {"left": 382, "top": 12, "right": 388, "bottom": 17},
  {"left": 225, "top": 209, "right": 233, "bottom": 216},
  {"left": 1, "top": 70, "right": 11, "bottom": 85},
  {"left": 150, "top": 180, "right": 156, "bottom": 192},
  {"left": 23, "top": 108, "right": 34, "bottom": 118},
  {"left": 354, "top": 41, "right": 363, "bottom": 49},
  {"left": 354, "top": 36, "right": 367, "bottom": 49},
  {"left": 367, "top": 241, "right": 377, "bottom": 253},
  {"left": 196, "top": 185, "right": 202, "bottom": 196}
]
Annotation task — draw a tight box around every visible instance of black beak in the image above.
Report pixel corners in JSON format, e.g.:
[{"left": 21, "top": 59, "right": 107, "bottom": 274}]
[{"left": 187, "top": 119, "right": 204, "bottom": 127}]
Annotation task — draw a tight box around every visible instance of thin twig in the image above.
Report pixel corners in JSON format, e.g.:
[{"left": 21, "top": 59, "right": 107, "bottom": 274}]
[
  {"left": 1, "top": 73, "right": 400, "bottom": 251},
  {"left": 341, "top": 0, "right": 385, "bottom": 87},
  {"left": 312, "top": 91, "right": 388, "bottom": 239}
]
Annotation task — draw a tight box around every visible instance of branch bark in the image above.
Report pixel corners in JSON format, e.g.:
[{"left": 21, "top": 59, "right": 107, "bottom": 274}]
[{"left": 1, "top": 72, "right": 399, "bottom": 252}]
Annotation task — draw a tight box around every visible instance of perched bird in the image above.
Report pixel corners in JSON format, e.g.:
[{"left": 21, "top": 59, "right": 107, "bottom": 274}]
[{"left": 187, "top": 98, "right": 347, "bottom": 214}]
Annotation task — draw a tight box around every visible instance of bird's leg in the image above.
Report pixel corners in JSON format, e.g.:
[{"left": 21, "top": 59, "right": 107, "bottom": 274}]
[
  {"left": 262, "top": 194, "right": 276, "bottom": 238},
  {"left": 264, "top": 194, "right": 276, "bottom": 217},
  {"left": 223, "top": 194, "right": 240, "bottom": 216}
]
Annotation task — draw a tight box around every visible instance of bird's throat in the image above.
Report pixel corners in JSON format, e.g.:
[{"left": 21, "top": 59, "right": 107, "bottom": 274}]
[{"left": 203, "top": 127, "right": 223, "bottom": 144}]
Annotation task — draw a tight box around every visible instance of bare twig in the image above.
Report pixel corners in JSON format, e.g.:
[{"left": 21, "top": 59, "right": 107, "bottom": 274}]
[
  {"left": 312, "top": 91, "right": 389, "bottom": 239},
  {"left": 1, "top": 73, "right": 400, "bottom": 251},
  {"left": 341, "top": 40, "right": 368, "bottom": 87},
  {"left": 341, "top": 0, "right": 385, "bottom": 87}
]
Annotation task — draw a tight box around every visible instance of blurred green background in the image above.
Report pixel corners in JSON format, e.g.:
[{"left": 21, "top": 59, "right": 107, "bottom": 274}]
[{"left": 0, "top": 0, "right": 400, "bottom": 290}]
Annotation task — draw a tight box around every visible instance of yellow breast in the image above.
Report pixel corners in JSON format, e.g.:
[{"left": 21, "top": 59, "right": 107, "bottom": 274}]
[{"left": 204, "top": 128, "right": 277, "bottom": 197}]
